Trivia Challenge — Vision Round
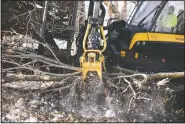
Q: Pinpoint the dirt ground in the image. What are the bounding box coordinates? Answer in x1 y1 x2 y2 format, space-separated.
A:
1 75 184 122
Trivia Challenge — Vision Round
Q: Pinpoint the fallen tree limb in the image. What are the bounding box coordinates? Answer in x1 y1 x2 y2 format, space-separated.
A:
3 50 81 71
112 66 138 74
2 76 78 99
21 77 81 97
2 71 184 84
2 72 81 84
113 66 184 80
148 72 184 80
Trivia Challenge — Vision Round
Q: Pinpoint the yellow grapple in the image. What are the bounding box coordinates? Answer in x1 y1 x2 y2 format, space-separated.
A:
80 23 107 81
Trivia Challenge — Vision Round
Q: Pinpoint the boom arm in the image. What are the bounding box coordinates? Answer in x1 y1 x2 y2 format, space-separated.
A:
80 1 107 81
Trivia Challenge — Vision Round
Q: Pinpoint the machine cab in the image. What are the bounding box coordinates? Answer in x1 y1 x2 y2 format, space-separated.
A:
129 0 184 34
111 0 184 51
107 0 184 72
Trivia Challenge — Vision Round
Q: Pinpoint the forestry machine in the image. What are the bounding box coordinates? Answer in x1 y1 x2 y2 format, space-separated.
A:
75 0 184 81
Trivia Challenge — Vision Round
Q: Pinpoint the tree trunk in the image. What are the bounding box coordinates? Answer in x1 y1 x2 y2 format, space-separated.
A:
40 1 49 38
38 1 49 54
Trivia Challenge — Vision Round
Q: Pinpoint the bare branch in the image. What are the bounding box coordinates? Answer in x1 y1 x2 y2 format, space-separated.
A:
2 72 81 84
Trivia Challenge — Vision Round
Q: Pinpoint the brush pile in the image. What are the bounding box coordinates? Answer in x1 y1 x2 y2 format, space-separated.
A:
2 34 184 122
1 0 184 123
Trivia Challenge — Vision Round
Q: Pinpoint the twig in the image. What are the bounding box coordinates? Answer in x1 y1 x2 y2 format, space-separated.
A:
3 52 81 71
122 85 130 93
2 31 61 64
17 77 76 97
123 78 136 98
127 95 134 113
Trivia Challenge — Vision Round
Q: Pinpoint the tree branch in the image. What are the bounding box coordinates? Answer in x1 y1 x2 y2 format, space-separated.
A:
2 72 81 84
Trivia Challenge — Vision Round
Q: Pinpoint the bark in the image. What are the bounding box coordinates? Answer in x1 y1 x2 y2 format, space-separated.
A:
40 1 49 38
113 66 184 80
2 72 81 84
148 72 184 80
113 66 139 74
38 1 49 54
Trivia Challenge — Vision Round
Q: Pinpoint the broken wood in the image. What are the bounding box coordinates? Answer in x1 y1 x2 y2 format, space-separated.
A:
2 72 81 84
113 66 184 80
148 72 184 80
113 66 139 74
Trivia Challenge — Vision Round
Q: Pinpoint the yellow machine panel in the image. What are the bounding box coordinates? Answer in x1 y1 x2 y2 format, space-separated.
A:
129 33 184 50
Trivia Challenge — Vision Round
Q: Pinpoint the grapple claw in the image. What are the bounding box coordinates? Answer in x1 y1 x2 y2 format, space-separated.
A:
80 50 104 81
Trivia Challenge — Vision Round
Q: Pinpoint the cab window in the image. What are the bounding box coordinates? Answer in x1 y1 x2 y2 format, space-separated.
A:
154 1 184 33
130 1 162 29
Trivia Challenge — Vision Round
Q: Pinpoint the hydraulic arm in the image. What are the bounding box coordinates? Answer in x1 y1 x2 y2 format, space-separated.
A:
80 1 107 81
